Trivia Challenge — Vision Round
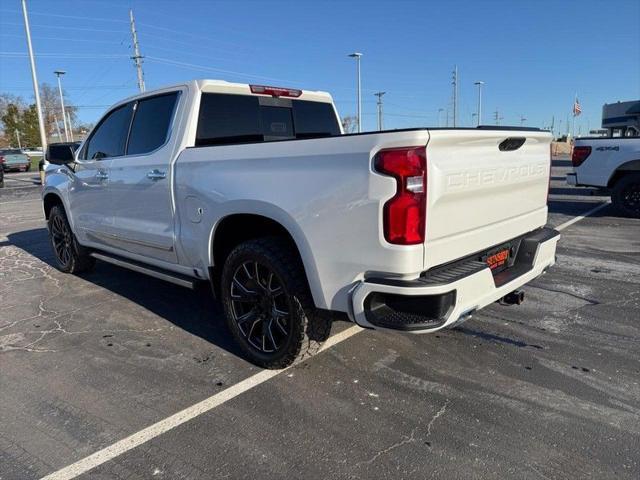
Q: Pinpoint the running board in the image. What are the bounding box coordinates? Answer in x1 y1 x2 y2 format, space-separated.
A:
90 252 197 289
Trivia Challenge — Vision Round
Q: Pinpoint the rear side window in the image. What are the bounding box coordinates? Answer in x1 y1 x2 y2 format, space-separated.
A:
196 94 261 146
84 103 134 160
195 93 340 147
127 92 179 156
292 101 341 138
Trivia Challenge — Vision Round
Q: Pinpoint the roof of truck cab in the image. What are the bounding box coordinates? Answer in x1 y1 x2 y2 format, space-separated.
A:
194 79 334 103
111 79 334 106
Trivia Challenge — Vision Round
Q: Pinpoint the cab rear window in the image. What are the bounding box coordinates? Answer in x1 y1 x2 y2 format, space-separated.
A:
195 93 340 147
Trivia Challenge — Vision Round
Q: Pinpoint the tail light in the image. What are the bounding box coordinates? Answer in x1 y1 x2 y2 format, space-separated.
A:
571 146 591 167
374 146 427 245
250 85 302 98
0 156 4 164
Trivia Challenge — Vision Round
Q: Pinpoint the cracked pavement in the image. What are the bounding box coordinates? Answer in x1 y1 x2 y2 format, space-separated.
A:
1 162 639 479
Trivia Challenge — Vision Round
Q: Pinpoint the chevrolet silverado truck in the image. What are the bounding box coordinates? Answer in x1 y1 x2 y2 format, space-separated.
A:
567 137 640 217
42 79 559 368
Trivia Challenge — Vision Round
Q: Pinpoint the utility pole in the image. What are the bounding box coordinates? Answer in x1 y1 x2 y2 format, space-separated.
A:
438 108 444 127
520 115 527 126
493 108 503 125
21 0 47 156
54 70 69 141
53 114 62 140
550 115 555 136
67 110 74 141
374 91 385 131
129 9 145 93
474 81 484 126
451 65 458 127
348 52 363 132
472 113 477 125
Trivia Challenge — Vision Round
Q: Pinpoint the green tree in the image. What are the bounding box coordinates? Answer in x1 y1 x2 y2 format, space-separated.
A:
1 103 23 147
20 104 41 146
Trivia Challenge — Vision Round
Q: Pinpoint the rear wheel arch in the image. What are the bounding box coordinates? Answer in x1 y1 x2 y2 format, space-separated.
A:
607 159 640 188
209 213 319 304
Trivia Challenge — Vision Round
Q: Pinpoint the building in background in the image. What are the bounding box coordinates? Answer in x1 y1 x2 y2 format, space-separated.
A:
602 100 640 137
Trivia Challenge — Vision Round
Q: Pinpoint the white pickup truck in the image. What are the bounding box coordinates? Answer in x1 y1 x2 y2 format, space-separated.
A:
43 79 559 368
567 137 640 217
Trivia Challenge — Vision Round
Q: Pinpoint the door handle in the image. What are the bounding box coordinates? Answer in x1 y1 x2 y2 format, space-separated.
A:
146 169 166 180
96 170 109 180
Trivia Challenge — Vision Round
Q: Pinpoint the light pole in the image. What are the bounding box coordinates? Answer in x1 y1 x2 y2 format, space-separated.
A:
20 0 47 155
348 52 363 132
438 108 444 127
54 70 69 141
474 81 484 126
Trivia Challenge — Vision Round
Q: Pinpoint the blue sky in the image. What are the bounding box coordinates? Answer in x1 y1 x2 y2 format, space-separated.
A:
1 0 638 133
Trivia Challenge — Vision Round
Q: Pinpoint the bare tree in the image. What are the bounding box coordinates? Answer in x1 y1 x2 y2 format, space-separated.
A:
39 82 77 141
341 115 358 134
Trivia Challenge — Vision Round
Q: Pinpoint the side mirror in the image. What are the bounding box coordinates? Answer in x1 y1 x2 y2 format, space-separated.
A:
46 144 76 165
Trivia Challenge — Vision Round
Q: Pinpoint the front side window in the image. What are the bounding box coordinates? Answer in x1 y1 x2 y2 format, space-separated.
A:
84 103 134 160
127 92 179 156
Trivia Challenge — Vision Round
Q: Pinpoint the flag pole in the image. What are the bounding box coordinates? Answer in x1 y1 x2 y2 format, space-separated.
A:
572 93 577 139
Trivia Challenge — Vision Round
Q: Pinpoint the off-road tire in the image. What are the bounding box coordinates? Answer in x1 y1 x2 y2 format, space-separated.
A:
220 237 332 369
48 205 95 273
612 173 640 218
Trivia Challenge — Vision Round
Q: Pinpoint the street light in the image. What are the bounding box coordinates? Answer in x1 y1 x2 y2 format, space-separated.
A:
348 52 363 133
54 70 69 141
474 81 484 126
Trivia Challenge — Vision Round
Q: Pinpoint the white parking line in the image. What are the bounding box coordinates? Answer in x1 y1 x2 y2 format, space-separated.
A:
40 325 363 480
555 201 610 231
0 198 42 205
39 200 612 480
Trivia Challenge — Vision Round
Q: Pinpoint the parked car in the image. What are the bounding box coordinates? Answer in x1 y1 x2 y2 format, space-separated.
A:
42 79 559 368
0 164 4 188
0 148 31 172
567 137 640 217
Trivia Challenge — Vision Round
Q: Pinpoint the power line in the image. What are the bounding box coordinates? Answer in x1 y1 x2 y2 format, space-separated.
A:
0 9 129 23
0 32 127 45
137 21 252 51
145 56 300 84
0 21 127 34
0 52 129 58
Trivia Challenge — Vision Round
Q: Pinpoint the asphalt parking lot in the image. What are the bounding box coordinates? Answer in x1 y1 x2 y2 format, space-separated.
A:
1 159 639 480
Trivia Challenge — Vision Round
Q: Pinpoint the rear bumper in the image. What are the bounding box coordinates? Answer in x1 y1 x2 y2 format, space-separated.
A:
351 227 560 333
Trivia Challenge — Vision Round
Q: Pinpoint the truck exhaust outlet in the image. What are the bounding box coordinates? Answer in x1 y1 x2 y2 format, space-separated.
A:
499 290 525 306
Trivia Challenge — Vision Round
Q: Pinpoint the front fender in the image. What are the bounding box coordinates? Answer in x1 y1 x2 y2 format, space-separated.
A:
42 165 73 227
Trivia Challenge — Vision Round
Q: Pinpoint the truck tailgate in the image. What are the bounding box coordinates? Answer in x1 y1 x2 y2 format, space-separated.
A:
424 129 552 269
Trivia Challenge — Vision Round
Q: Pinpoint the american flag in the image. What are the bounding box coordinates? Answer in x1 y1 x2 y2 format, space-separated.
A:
573 97 582 116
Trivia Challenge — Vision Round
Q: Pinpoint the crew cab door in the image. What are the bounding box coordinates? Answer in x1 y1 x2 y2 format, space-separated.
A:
107 91 180 263
71 102 134 247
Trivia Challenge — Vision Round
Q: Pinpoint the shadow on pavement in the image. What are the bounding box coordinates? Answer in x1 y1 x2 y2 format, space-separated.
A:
552 159 572 168
3 227 243 360
454 326 544 350
549 186 604 196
